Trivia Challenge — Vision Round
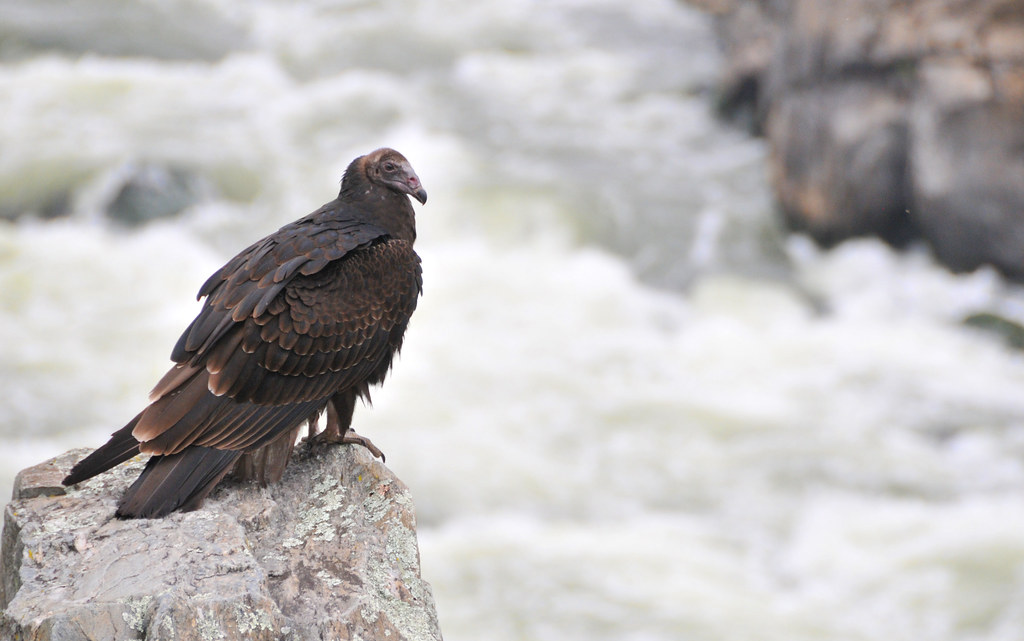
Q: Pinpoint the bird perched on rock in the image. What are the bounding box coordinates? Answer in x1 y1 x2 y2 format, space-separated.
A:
63 148 427 519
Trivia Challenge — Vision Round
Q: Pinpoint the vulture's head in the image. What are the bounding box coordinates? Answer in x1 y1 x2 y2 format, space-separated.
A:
364 148 427 205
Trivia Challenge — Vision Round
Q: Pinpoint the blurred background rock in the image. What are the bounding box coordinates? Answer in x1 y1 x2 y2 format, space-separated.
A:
695 0 1024 278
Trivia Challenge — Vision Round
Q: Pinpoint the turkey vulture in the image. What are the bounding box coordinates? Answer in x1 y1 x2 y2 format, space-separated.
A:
63 148 427 518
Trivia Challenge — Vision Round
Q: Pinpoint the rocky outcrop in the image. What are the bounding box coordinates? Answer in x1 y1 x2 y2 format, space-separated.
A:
0 445 443 641
689 0 1024 279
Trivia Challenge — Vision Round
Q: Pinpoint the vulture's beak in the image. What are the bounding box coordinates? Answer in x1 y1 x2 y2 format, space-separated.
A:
405 172 427 205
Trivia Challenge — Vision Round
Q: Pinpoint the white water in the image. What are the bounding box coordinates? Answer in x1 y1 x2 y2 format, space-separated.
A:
3 1 1024 640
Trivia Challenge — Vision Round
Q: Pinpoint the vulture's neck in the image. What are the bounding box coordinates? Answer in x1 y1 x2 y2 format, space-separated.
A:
339 171 417 244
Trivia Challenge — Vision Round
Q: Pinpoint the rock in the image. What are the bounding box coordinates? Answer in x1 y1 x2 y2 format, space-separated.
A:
768 80 915 248
688 0 1024 279
105 162 212 227
694 0 785 134
0 161 212 224
9 456 69 501
963 312 1024 351
0 445 443 641
910 60 1024 279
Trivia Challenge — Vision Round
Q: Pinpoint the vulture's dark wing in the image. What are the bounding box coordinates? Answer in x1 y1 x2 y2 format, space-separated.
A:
170 213 389 373
132 228 422 456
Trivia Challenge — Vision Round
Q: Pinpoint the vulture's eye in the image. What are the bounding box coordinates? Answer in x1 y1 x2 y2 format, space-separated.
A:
382 161 397 172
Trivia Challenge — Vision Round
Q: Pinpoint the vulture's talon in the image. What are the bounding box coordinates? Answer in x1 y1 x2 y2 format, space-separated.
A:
307 427 385 461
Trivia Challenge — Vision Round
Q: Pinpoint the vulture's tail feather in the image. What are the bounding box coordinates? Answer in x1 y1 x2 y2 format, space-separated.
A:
63 415 143 486
115 447 242 519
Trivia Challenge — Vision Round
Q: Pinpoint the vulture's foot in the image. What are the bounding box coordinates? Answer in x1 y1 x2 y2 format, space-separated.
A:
306 427 385 462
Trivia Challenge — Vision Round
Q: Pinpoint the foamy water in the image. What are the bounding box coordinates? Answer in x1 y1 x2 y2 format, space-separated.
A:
3 1 1024 640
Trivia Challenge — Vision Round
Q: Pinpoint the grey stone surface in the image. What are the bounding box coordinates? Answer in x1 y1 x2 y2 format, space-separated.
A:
910 60 1024 279
1 445 443 641
105 163 212 227
689 0 1024 277
767 80 913 247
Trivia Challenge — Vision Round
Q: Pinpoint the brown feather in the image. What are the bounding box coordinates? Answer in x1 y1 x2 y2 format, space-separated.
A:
273 255 308 283
253 282 288 317
149 363 203 401
140 392 223 455
132 372 211 442
204 327 245 375
189 312 236 357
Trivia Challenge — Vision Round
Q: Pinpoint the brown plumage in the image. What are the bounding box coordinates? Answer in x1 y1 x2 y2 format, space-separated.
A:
63 148 427 518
